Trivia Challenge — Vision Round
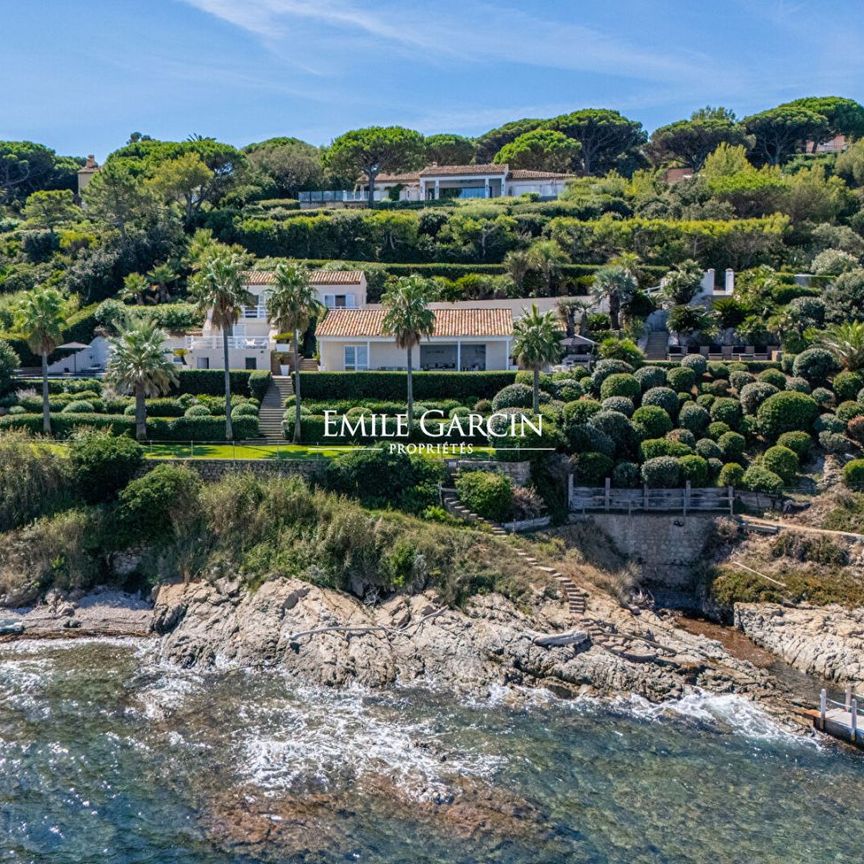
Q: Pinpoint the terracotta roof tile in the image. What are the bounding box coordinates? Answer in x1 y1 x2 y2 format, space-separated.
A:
316 307 513 339
418 163 509 177
508 169 573 180
242 269 365 286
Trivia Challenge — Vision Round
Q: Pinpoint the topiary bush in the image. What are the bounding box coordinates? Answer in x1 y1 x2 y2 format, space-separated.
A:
588 410 634 455
634 366 667 392
602 396 635 417
639 438 691 460
568 423 615 456
678 454 709 486
777 431 812 459
231 403 259 419
571 451 614 485
612 460 640 488
696 394 715 408
843 459 864 489
69 430 143 504
185 404 211 417
718 431 746 461
762 445 798 484
738 381 780 414
641 387 678 416
666 428 696 448
710 397 741 428
667 366 696 393
631 405 673 440
600 373 640 401
590 359 633 393
641 456 681 488
758 368 786 389
62 400 96 414
455 470 513 522
792 347 838 386
785 376 811 393
706 379 730 396
818 430 848 454
742 465 784 495
707 360 729 380
832 370 864 402
811 387 835 409
678 402 710 436
707 457 724 480
814 413 846 434
757 391 819 439
694 438 723 460
707 421 731 440
491 383 537 411
836 400 864 423
718 462 745 488
681 354 708 376
847 416 864 446
563 398 602 425
729 371 755 392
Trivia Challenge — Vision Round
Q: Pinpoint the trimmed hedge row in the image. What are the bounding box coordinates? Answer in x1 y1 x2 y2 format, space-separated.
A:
299 371 516 401
168 369 271 401
283 414 488 446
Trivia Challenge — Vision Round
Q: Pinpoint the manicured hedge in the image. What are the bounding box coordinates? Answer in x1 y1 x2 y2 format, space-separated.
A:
299 371 516 401
168 369 271 400
283 413 487 445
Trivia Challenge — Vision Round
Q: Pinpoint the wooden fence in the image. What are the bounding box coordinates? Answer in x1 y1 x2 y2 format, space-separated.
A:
569 478 734 515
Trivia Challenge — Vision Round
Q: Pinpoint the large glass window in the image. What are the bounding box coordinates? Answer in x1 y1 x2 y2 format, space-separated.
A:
344 345 369 370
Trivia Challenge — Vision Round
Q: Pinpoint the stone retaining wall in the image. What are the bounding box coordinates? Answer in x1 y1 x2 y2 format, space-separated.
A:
450 459 532 485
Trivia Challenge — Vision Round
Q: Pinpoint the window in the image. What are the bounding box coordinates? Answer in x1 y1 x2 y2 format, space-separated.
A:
196 357 209 369
245 357 257 370
344 345 368 371
324 294 357 308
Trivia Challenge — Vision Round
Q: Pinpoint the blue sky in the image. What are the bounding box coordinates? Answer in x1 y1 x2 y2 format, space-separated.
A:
2 0 862 158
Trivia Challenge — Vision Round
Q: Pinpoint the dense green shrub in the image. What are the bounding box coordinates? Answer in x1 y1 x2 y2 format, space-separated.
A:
666 428 696 448
696 393 714 408
590 359 633 393
69 431 143 503
777 431 812 459
678 454 709 486
640 438 691 460
632 405 673 440
492 383 536 411
709 398 741 428
588 410 634 455
758 368 786 389
717 462 745 488
811 387 835 409
695 438 723 460
300 371 516 402
231 402 259 419
0 412 136 438
171 369 265 398
814 413 846 434
568 423 615 456
742 465 784 495
847 416 864 445
681 354 708 376
633 366 667 391
117 464 202 543
667 366 696 392
818 430 849 453
729 371 755 391
563 398 602 425
706 379 730 396
571 451 614 485
678 402 710 435
641 386 678 415
600 373 640 401
762 445 798 484
843 459 864 489
0 340 19 395
832 371 864 402
792 348 838 386
718 430 746 461
62 400 96 414
707 421 731 439
612 461 640 488
601 396 634 416
707 457 724 480
836 400 864 423
757 391 819 438
641 456 681 488
184 404 212 417
455 470 513 522
785 377 811 393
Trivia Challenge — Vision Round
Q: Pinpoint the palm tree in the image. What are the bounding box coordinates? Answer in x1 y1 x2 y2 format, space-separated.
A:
503 249 533 293
591 265 638 331
382 275 436 425
106 319 178 441
14 286 66 434
527 240 569 295
190 247 253 441
148 262 178 303
266 261 324 443
120 273 149 306
819 322 864 371
511 304 563 414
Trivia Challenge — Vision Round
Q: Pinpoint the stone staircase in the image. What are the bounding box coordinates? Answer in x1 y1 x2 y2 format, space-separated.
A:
258 376 294 442
441 488 507 536
644 329 669 361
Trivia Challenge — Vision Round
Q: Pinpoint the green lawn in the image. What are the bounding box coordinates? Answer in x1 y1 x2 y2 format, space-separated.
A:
143 442 497 460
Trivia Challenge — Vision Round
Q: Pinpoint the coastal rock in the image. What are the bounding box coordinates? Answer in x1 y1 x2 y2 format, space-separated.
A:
735 603 864 687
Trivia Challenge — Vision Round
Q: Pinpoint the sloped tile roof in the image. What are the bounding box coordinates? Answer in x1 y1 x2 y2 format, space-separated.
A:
418 163 509 177
316 307 513 339
242 269 365 286
508 169 573 180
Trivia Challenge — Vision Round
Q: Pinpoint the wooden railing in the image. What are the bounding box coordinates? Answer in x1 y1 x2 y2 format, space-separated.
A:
819 686 862 744
569 478 734 515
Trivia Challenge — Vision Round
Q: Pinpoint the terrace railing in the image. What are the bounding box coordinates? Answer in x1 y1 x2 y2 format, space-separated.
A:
569 478 734 515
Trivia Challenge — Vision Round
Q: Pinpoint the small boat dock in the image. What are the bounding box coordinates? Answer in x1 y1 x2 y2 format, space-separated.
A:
805 687 863 749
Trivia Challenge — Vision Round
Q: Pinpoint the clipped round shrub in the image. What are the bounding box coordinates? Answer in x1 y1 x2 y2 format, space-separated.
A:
792 347 838 385
707 421 731 440
455 470 513 522
832 371 864 402
667 366 696 393
843 459 864 489
706 379 730 396
819 431 848 454
474 399 492 413
666 428 696 448
729 371 756 391
681 354 708 376
631 405 673 440
7 405 25 415
836 400 864 423
589 410 635 455
569 366 591 381
184 404 211 417
707 457 724 480
678 402 710 436
612 461 640 488
785 377 811 394
177 393 196 409
707 361 729 380
757 391 819 439
563 398 602 425
710 397 741 428
641 456 681 488
568 423 615 457
811 387 836 410
123 403 137 416
555 381 584 402
118 464 202 542
492 383 535 411
449 406 470 419
678 454 709 486
758 368 786 389
847 416 864 445
763 445 798 484
814 413 845 434
231 402 258 418
777 431 812 459
600 373 640 401
571 451 614 485
739 382 778 415
696 393 715 408
740 415 760 439
718 431 746 461
62 400 95 414
642 387 678 416
718 463 745 488
602 396 635 417
634 366 667 391
695 438 723 460
69 430 143 503
678 392 693 406
590 359 633 393
640 438 691 460
742 465 784 495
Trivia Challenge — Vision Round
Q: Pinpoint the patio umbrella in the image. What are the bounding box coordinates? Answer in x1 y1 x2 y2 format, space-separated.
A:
56 341 90 374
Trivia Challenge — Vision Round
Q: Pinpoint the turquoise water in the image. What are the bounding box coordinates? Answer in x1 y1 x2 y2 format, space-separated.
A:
0 638 861 863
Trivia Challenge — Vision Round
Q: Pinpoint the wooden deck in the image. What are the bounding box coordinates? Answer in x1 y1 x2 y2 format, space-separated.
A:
808 688 863 749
